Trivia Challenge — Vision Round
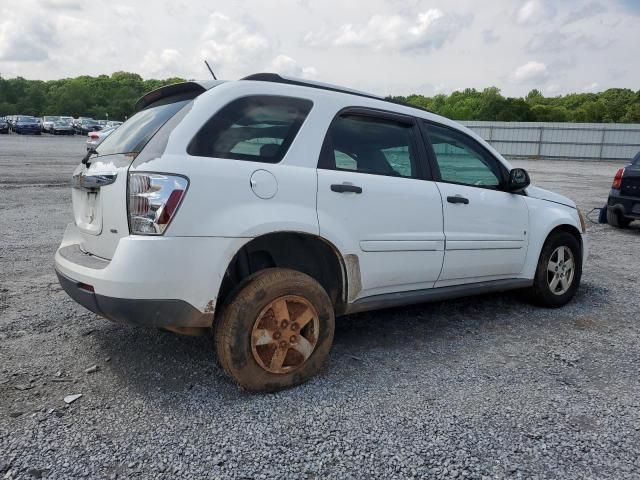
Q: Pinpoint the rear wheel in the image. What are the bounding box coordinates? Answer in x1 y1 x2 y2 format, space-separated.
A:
530 231 582 307
215 268 335 392
607 208 632 228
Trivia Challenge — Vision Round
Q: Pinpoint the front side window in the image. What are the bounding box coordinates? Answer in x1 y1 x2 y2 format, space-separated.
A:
320 114 418 178
188 95 313 163
424 123 503 188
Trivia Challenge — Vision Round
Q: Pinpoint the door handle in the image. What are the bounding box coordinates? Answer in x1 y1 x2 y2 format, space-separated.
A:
331 184 363 194
447 195 469 204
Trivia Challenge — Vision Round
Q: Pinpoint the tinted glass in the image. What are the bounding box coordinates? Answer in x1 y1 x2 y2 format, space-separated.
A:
97 97 191 156
633 151 640 165
425 123 502 187
322 115 418 178
188 95 313 163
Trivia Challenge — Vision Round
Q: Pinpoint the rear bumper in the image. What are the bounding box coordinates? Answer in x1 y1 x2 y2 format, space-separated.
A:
55 269 210 328
608 191 640 219
54 223 246 328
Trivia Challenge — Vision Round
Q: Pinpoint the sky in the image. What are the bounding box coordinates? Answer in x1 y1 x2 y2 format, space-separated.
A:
0 0 638 97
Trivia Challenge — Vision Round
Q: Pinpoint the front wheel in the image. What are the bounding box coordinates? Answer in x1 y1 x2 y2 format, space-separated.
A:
215 268 335 392
529 231 582 307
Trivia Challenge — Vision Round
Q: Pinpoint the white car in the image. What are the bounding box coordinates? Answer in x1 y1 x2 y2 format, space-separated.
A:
41 115 60 133
55 74 587 391
86 126 117 151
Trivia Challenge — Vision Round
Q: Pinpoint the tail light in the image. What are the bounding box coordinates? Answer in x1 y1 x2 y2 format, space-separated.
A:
612 168 624 189
128 172 188 235
89 133 99 139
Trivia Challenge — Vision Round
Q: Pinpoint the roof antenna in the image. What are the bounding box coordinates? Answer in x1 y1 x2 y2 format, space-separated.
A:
204 60 217 80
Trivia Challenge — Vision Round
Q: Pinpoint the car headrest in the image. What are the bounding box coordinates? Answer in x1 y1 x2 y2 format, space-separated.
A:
260 143 280 158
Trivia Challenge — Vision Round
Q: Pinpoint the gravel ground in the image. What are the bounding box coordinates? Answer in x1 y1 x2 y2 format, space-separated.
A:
1 134 639 479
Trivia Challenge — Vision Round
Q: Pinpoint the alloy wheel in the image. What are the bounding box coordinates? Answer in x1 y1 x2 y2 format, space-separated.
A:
251 295 319 374
547 246 575 296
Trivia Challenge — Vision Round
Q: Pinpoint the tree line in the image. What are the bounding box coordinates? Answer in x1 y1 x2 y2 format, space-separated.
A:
392 87 640 123
0 72 186 121
1 72 639 123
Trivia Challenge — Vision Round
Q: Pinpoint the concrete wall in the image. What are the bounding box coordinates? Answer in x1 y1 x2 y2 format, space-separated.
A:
458 121 640 161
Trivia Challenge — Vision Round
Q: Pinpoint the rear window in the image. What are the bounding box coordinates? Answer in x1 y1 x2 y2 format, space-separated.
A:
97 94 195 156
187 95 313 163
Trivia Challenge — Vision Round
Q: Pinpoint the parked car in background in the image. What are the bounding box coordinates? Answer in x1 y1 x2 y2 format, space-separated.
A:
106 121 123 128
59 116 74 125
86 126 116 150
51 120 75 135
72 117 91 131
42 116 61 133
55 74 588 392
14 115 41 135
75 119 102 134
607 151 640 228
0 117 9 134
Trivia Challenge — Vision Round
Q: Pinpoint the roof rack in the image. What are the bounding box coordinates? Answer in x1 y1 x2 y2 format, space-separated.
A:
241 73 431 114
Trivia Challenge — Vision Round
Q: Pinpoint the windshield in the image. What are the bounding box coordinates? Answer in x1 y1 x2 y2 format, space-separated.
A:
97 97 191 156
18 116 36 122
633 151 640 165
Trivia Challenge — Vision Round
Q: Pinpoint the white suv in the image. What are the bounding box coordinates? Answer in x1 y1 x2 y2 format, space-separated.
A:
55 74 587 391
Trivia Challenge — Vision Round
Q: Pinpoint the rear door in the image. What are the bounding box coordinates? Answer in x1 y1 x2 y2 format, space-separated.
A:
316 109 445 300
420 121 529 285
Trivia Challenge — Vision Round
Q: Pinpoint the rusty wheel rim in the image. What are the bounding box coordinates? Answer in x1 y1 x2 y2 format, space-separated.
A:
251 295 319 374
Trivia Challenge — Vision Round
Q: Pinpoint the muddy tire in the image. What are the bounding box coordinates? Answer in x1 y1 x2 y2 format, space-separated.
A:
529 231 582 308
214 268 335 392
607 208 632 228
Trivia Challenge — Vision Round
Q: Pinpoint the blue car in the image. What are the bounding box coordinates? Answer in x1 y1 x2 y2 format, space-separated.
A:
14 115 41 135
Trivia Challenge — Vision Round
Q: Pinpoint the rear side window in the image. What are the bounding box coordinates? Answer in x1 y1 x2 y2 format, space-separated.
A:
97 94 196 156
187 95 313 163
320 114 419 178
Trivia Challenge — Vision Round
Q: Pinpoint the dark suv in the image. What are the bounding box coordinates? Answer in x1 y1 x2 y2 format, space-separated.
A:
607 151 640 228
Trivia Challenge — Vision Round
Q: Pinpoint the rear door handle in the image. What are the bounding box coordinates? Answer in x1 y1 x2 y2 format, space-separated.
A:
331 184 363 194
447 195 469 204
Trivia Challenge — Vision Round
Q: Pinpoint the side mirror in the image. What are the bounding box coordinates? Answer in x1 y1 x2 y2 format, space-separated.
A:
507 168 530 192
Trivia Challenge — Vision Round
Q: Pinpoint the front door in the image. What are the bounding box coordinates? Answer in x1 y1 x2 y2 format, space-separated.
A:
420 122 529 285
316 110 445 300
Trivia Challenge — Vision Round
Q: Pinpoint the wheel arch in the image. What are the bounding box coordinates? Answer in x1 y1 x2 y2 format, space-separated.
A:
215 231 349 316
521 204 584 280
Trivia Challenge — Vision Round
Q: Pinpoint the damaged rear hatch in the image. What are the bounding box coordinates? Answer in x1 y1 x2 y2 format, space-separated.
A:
70 81 221 260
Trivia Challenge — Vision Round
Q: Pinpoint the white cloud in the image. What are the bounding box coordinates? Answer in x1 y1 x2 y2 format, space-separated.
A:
0 10 57 61
141 49 182 77
527 31 612 53
581 82 600 92
40 0 83 10
482 29 500 44
564 2 607 25
199 12 271 77
304 9 471 53
511 61 549 84
268 55 317 79
516 0 556 25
